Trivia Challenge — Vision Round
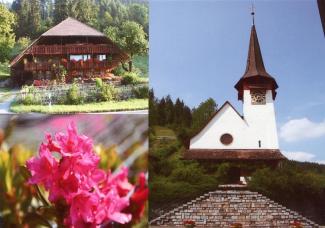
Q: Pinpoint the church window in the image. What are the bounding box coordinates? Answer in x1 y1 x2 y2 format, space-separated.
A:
220 133 233 145
251 89 266 105
258 140 261 148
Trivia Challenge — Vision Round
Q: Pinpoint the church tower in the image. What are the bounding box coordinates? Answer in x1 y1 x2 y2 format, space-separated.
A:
234 24 279 149
185 9 285 170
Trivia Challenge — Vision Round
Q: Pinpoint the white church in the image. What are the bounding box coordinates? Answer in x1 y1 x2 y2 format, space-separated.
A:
184 23 286 177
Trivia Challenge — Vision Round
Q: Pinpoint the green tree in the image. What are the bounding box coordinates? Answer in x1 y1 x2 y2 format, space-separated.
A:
105 21 148 72
68 0 98 27
29 0 41 36
13 0 41 38
0 4 16 62
191 98 217 134
53 0 69 24
10 37 31 59
40 0 53 20
127 3 148 34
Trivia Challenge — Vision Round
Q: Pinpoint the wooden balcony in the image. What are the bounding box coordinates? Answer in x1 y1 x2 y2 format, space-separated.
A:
25 44 115 55
24 60 117 71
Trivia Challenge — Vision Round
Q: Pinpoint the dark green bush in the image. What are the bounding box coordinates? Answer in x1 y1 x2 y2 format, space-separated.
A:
121 72 142 85
66 83 83 104
21 93 41 105
133 85 149 98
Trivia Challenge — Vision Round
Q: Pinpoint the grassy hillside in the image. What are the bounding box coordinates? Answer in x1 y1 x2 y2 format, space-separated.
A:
0 62 10 79
133 54 148 78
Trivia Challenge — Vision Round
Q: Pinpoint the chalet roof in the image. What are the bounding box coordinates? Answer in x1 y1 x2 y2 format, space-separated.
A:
41 17 105 37
235 25 278 91
184 149 286 161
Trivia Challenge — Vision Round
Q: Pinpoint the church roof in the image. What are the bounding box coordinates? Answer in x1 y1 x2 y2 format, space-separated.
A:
41 17 105 37
235 25 278 92
184 149 286 161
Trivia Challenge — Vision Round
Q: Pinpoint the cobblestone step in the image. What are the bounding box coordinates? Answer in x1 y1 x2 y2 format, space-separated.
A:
150 189 319 227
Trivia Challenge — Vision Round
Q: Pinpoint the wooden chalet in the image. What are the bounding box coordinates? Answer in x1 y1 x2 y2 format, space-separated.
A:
10 17 128 86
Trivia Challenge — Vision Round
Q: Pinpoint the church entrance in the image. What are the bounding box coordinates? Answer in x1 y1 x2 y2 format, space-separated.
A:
228 167 241 183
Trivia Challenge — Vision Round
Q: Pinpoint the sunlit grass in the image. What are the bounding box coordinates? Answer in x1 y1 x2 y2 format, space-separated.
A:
10 98 148 113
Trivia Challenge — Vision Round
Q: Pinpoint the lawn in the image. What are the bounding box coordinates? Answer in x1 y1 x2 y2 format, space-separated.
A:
153 126 177 138
10 98 148 114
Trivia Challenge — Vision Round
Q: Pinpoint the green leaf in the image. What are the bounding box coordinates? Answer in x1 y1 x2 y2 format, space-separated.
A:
19 165 31 180
23 212 52 228
19 165 50 206
37 206 57 220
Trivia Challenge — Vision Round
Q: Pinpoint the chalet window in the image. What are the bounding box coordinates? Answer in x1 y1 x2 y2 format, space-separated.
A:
220 133 233 145
70 54 91 61
98 54 106 61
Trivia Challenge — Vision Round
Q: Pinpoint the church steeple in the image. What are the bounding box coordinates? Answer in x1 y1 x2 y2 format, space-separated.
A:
242 25 272 79
235 12 278 101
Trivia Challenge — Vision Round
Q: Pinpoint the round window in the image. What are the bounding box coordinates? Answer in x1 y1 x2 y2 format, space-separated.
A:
220 133 233 145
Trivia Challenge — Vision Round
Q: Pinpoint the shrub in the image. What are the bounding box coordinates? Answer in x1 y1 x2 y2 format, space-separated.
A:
66 83 83 104
95 78 103 88
121 72 142 85
20 85 41 105
111 64 124 76
99 83 117 101
133 85 149 98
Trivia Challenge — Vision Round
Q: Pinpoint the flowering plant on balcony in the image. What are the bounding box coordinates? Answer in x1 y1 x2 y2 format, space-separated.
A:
183 219 195 227
290 220 303 228
60 58 68 67
24 122 148 227
33 80 41 87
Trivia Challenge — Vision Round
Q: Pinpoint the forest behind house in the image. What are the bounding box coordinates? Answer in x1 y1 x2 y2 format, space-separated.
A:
0 0 148 79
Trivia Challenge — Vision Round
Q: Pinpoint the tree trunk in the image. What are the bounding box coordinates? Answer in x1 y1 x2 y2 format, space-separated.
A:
128 60 133 72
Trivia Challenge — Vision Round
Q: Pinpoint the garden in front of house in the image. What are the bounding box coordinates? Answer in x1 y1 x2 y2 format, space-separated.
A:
9 68 149 113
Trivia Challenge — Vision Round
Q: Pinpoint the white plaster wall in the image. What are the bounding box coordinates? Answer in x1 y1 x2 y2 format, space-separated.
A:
190 104 250 149
190 91 279 150
243 89 279 149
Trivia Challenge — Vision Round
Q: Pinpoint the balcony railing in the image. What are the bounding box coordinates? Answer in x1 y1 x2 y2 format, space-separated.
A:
25 44 116 55
24 60 117 71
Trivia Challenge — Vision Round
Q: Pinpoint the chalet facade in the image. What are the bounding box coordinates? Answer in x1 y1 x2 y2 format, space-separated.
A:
184 23 286 180
10 17 128 86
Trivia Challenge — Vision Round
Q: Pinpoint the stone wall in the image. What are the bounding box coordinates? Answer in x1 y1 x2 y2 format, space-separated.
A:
150 189 319 227
15 83 148 105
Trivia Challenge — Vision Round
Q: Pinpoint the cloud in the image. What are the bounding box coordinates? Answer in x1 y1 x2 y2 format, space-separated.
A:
283 151 315 162
279 118 325 142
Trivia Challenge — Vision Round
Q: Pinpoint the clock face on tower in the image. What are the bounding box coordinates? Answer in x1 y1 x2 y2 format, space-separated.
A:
251 89 266 105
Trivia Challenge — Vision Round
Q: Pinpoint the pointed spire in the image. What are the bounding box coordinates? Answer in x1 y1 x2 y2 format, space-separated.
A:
242 24 272 78
234 13 278 101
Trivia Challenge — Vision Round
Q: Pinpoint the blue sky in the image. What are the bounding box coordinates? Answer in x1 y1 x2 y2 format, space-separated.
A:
150 0 325 163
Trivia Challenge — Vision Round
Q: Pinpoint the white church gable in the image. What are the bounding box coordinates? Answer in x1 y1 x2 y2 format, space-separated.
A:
190 102 249 149
190 99 279 150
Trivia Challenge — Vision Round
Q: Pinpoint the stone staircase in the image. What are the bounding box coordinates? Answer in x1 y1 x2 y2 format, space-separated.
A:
149 189 319 227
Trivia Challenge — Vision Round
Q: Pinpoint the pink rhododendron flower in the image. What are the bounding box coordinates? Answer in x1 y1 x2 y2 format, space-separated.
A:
26 122 133 227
